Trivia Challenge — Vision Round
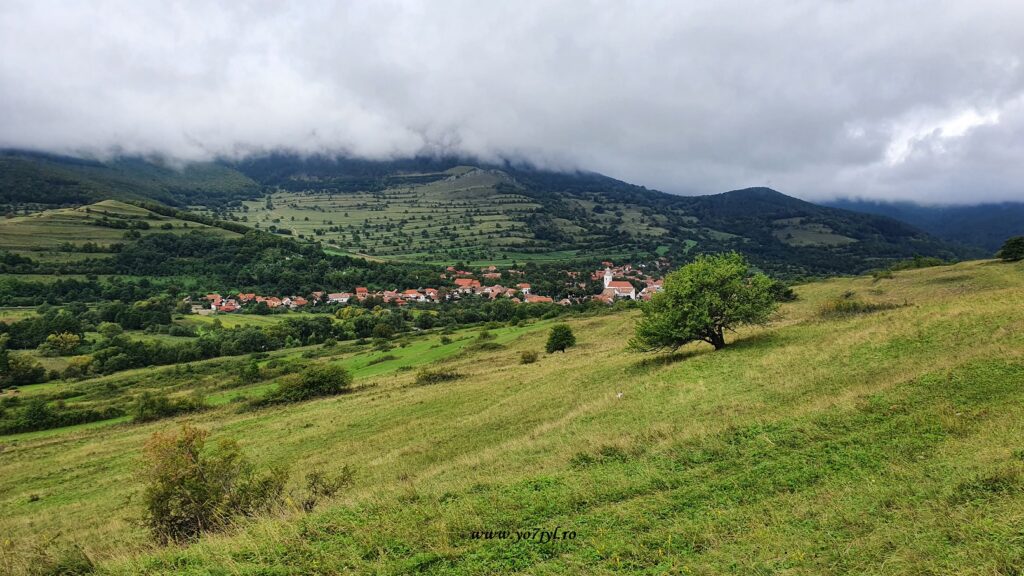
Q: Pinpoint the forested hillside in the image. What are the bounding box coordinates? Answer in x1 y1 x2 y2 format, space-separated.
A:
827 198 1024 253
226 155 976 275
0 150 260 208
0 151 981 277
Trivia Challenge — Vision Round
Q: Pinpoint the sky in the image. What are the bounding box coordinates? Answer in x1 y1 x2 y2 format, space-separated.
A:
1 1 1023 205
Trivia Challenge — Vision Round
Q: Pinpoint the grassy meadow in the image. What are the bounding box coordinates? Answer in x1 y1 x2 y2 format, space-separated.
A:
227 167 677 265
0 200 239 265
1 259 1023 574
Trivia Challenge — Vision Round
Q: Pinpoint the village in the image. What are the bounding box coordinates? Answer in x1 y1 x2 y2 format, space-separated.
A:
193 262 665 314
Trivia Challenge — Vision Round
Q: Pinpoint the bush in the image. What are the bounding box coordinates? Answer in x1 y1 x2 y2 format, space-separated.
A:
132 391 207 423
24 544 95 576
818 294 900 318
299 466 355 512
366 354 398 366
520 350 538 364
62 356 94 380
167 324 197 337
890 256 947 271
997 236 1024 262
38 332 82 357
236 361 261 385
1 353 46 386
97 322 123 339
414 368 462 386
546 324 576 353
439 335 453 345
139 424 288 544
261 364 352 405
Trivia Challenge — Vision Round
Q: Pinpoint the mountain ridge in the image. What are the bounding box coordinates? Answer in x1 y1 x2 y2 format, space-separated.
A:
826 197 1024 253
0 151 980 277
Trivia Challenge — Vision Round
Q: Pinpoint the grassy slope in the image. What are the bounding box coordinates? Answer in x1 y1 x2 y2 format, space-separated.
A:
0 199 240 264
1 260 1023 574
234 168 584 264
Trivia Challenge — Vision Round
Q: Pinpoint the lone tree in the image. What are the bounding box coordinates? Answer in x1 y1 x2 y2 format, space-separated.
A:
546 324 576 353
630 252 777 351
997 236 1024 262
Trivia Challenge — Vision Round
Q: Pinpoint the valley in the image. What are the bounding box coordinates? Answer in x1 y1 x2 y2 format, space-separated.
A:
1 259 1022 574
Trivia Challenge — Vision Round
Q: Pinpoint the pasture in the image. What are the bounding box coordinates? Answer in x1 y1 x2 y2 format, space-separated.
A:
1 259 1023 574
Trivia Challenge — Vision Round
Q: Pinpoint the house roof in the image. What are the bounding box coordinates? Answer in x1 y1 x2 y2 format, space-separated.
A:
607 281 635 290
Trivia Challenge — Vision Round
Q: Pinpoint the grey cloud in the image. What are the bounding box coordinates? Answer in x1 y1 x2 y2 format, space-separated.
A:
1 0 1023 204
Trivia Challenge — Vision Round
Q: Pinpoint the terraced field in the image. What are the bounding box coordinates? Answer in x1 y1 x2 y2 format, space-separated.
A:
229 167 670 265
0 200 240 265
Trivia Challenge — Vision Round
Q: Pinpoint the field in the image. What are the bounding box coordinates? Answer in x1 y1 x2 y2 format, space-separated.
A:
1 259 1024 574
0 200 240 265
226 167 681 265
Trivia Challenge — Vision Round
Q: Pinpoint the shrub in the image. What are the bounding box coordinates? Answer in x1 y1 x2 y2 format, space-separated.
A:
132 391 207 423
871 269 895 281
818 295 900 318
299 466 355 512
546 324 576 353
62 356 94 380
1 353 46 386
520 350 538 364
167 324 197 337
25 544 95 576
38 332 82 357
139 424 288 544
414 368 462 386
890 256 947 271
439 335 453 345
367 354 398 366
236 361 261 385
997 236 1024 262
97 322 123 339
262 364 353 405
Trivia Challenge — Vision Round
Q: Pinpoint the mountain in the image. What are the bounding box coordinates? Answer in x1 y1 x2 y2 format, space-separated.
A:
226 155 974 276
0 150 259 207
0 151 976 277
826 198 1024 254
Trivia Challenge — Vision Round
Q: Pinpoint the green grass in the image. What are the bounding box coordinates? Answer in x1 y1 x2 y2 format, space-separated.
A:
220 167 691 264
1 259 1023 574
0 200 240 264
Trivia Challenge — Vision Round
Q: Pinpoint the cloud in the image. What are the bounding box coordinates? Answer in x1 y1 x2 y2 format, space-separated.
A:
1 0 1023 204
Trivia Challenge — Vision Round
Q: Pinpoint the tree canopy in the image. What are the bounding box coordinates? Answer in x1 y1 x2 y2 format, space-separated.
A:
630 252 777 351
997 236 1024 262
546 324 576 353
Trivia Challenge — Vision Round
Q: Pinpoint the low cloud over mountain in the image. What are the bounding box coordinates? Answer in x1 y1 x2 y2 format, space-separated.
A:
2 1 1023 204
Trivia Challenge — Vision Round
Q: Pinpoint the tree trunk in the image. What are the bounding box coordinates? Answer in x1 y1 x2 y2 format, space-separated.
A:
708 329 726 350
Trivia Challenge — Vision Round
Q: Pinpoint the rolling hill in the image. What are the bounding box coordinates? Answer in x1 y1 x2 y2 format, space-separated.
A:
1 151 981 277
225 155 977 275
827 198 1024 253
2 258 1022 574
0 199 242 267
0 150 259 208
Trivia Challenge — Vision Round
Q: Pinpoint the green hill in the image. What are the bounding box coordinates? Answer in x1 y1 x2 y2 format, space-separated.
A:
827 198 1024 253
2 259 1022 574
226 155 977 276
0 199 242 267
0 151 259 208
0 151 982 276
